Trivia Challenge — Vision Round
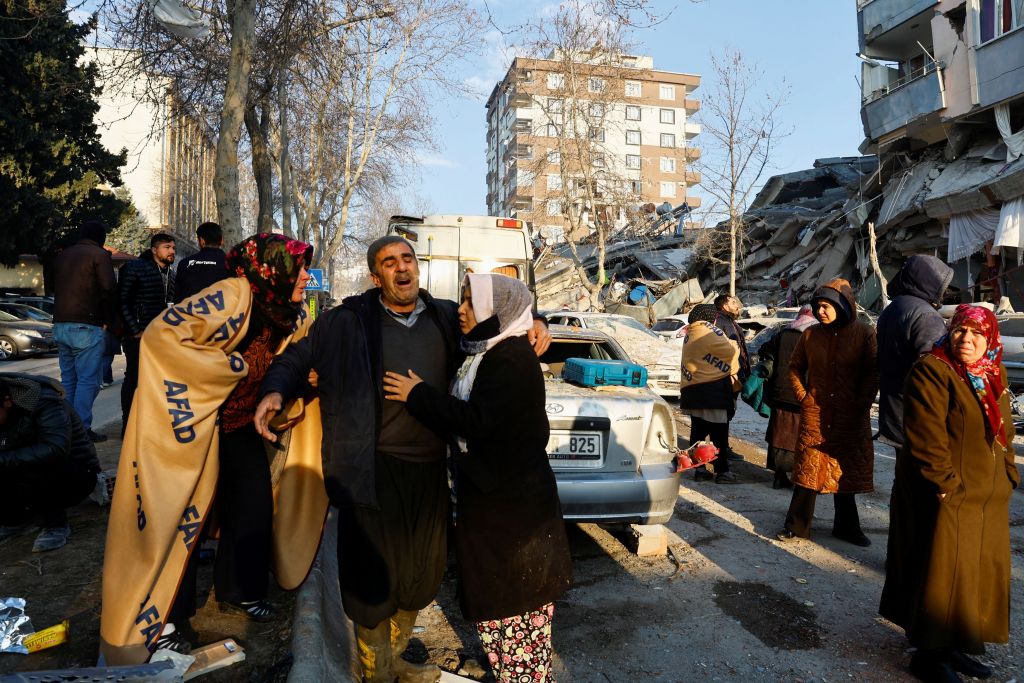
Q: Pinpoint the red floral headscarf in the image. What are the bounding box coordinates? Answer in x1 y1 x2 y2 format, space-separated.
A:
226 233 313 332
928 304 1007 446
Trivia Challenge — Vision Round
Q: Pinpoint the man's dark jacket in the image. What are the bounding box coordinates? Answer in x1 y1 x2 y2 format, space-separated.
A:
260 288 460 508
52 238 115 327
0 373 99 473
715 312 750 379
877 254 954 446
174 247 228 302
118 252 176 336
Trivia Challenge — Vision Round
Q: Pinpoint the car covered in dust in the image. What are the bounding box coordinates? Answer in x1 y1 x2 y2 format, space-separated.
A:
540 325 681 525
543 311 682 398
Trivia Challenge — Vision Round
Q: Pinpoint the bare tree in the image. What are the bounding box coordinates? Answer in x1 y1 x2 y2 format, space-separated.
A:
697 49 788 295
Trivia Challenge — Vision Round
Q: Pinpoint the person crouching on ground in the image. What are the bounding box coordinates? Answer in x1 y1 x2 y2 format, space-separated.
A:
880 304 1018 683
0 374 100 552
100 234 326 664
776 279 878 546
384 273 572 683
678 303 741 484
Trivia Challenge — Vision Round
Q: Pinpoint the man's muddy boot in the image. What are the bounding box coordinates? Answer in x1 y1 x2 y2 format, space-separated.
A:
391 609 440 683
356 620 394 683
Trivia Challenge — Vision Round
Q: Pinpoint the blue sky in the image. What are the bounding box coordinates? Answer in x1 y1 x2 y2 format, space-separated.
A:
413 0 866 215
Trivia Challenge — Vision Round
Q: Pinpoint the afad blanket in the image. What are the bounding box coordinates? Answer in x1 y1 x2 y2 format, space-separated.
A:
99 277 327 665
680 320 740 390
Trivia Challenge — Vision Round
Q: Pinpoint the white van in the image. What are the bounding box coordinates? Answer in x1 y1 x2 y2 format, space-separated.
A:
387 214 534 303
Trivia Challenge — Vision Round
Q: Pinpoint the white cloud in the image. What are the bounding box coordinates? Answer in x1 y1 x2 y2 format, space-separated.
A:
461 29 516 104
415 152 459 168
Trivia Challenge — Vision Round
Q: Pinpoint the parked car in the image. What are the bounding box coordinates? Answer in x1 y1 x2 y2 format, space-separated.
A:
0 310 56 359
540 325 681 525
1 295 55 315
998 315 1024 390
543 311 682 398
652 314 688 348
0 302 53 323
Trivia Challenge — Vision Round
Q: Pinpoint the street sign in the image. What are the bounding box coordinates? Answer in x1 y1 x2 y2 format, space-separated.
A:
306 268 325 291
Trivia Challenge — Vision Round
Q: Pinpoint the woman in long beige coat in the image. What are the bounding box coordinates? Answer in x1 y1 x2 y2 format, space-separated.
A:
776 278 878 546
880 304 1019 682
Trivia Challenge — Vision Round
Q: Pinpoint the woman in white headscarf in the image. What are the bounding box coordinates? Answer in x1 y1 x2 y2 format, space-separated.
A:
385 273 572 683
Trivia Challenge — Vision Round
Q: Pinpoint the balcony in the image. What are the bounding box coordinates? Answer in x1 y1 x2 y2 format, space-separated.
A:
861 62 945 140
682 147 701 161
683 98 700 113
684 170 701 185
683 122 701 139
857 0 938 58
975 27 1024 109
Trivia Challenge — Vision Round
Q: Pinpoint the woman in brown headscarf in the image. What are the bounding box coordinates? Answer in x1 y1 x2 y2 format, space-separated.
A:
776 279 878 546
880 304 1018 683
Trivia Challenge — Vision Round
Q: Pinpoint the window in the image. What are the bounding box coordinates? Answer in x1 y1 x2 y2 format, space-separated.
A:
588 127 605 142
547 150 560 164
625 105 641 121
547 73 564 89
659 108 676 124
516 144 533 159
625 154 641 169
660 157 676 173
659 181 676 198
547 97 563 113
588 77 606 93
659 84 676 100
980 0 1024 42
519 69 534 83
660 133 676 148
546 200 562 216
625 130 641 145
589 102 605 118
592 154 605 168
547 123 562 137
547 174 562 190
514 118 532 133
629 179 642 194
625 80 642 97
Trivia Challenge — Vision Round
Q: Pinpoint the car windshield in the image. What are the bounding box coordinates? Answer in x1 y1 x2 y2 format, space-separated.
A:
587 317 660 340
774 310 799 319
3 305 49 321
999 317 1024 337
652 320 683 332
540 338 625 376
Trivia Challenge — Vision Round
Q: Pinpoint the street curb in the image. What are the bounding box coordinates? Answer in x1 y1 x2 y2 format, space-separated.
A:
287 509 358 683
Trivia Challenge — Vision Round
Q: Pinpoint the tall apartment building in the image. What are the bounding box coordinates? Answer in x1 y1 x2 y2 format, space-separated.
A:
485 51 700 244
91 47 215 248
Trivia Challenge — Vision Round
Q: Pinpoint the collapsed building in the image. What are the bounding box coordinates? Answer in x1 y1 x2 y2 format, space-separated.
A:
535 0 1024 317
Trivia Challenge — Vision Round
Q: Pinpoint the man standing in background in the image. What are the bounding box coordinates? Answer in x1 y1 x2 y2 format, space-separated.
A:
175 222 228 302
117 233 176 432
52 220 115 442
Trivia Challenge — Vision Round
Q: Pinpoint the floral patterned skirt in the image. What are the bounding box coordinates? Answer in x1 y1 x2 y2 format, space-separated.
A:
476 602 556 682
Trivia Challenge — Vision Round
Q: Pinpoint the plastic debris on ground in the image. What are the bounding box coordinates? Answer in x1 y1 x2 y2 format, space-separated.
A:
0 598 33 654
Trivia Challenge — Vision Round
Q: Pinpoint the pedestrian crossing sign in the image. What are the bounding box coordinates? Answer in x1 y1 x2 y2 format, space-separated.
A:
306 268 326 291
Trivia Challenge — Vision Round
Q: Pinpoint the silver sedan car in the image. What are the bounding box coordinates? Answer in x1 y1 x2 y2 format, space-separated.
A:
541 325 681 525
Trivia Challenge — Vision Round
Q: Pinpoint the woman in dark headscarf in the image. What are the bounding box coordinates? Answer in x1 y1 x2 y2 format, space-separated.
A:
776 279 877 546
759 305 817 489
384 273 571 683
880 304 1018 683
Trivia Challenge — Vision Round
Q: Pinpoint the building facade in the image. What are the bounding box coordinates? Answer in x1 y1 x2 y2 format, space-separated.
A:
485 52 700 245
91 46 214 250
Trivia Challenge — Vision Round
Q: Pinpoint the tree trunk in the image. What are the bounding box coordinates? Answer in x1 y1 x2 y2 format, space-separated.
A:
729 214 737 296
279 76 293 237
244 99 275 232
214 0 257 247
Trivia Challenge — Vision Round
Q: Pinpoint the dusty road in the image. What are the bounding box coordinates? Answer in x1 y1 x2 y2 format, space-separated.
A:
414 402 1024 682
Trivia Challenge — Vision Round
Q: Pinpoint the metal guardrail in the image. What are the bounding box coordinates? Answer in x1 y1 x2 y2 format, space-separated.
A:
862 61 942 105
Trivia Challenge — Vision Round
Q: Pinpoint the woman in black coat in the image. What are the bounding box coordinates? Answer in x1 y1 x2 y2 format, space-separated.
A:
384 273 572 683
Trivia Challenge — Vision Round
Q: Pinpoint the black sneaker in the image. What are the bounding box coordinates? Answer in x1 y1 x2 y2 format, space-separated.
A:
88 430 108 443
154 628 192 655
693 468 715 482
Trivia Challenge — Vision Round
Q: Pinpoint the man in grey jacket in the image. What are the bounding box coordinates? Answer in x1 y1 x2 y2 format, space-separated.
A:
876 254 954 447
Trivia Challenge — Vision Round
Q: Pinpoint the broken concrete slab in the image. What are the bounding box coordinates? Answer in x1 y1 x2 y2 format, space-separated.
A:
627 524 668 557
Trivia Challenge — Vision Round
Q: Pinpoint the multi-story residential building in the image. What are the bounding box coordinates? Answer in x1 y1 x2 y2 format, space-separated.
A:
485 51 700 245
91 47 214 250
858 0 1024 151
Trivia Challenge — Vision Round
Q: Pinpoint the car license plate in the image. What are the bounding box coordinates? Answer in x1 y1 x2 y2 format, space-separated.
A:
547 431 602 463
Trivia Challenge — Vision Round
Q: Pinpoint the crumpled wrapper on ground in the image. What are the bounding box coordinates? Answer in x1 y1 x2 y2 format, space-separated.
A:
0 597 34 654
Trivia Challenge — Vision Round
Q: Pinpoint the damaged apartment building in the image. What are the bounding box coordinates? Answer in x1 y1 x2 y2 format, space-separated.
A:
700 0 1024 312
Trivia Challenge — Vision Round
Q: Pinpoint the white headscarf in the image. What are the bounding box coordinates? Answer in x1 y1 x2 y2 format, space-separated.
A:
451 273 534 402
